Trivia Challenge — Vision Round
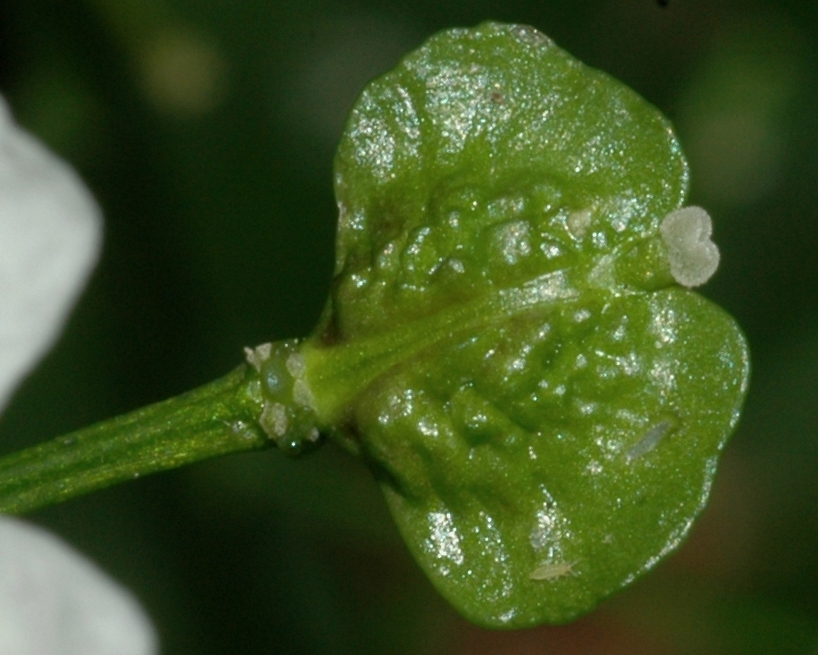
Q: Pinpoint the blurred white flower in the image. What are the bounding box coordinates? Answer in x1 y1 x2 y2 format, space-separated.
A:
0 518 156 655
0 96 100 413
0 95 157 654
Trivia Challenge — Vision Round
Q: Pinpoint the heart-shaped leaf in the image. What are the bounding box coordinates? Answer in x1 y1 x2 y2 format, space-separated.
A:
300 22 749 628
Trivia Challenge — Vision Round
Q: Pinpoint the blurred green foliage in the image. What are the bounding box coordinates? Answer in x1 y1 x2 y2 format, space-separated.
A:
1 0 817 653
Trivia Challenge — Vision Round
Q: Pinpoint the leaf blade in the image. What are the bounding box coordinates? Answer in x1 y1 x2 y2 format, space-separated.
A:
310 21 750 629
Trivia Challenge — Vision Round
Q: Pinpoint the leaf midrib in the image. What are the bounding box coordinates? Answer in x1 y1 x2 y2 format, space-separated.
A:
302 269 587 424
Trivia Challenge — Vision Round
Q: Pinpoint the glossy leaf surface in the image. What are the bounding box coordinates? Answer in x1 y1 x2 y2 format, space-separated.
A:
305 22 750 628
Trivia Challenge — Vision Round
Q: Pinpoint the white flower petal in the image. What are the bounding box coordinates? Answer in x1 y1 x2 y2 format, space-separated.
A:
0 96 157 654
0 95 102 413
0 516 157 655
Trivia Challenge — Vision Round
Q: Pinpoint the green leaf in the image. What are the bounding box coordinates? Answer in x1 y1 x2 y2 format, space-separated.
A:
301 22 749 628
328 22 689 339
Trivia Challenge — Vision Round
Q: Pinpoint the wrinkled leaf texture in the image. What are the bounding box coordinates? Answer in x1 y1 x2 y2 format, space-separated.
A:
319 22 749 628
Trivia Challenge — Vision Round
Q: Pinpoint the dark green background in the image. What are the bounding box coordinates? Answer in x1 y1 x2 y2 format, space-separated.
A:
1 1 816 653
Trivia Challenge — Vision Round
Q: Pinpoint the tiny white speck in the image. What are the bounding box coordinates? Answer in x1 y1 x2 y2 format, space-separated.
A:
530 560 578 581
448 258 465 273
567 209 592 239
540 242 562 259
498 610 516 623
427 511 464 565
616 353 640 376
349 273 368 289
418 418 439 438
612 319 628 342
507 357 526 372
577 401 596 416
494 220 532 265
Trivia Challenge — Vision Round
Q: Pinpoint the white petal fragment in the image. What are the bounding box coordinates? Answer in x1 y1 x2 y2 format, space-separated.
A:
0 96 102 412
659 206 720 288
0 517 157 655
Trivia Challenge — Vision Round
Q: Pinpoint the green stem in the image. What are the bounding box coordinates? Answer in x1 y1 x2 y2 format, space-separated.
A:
0 364 271 514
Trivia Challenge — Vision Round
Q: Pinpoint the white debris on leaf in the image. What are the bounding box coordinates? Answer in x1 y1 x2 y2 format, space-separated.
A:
0 517 157 655
0 96 102 413
260 400 288 438
243 342 272 372
286 352 316 410
530 560 578 581
659 206 720 288
567 209 592 240
626 420 675 461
